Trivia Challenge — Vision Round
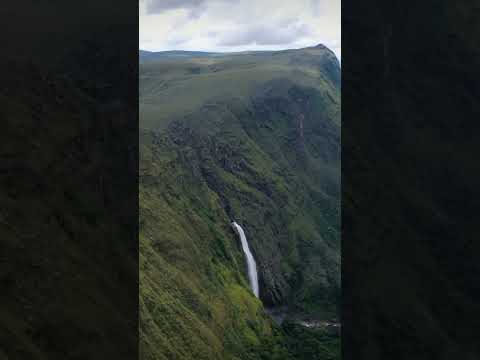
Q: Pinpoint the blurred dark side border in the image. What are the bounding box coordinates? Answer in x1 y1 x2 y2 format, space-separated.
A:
342 0 480 359
0 1 138 359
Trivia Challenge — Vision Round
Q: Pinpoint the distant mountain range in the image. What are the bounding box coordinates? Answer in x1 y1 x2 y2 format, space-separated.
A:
139 44 336 62
139 49 219 61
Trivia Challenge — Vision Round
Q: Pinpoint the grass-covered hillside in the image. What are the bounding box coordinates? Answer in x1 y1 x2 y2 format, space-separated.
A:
140 45 341 360
1 28 138 358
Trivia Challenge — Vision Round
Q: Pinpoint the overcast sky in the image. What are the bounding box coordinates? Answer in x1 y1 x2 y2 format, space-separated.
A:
139 0 341 59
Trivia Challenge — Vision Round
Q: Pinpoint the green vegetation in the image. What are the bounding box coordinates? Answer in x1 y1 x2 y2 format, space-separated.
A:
140 45 339 131
1 54 138 358
140 45 340 359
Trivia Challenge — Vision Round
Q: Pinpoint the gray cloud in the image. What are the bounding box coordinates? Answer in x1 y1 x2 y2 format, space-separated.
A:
207 31 219 38
218 22 312 46
310 0 321 16
145 0 236 17
145 0 205 15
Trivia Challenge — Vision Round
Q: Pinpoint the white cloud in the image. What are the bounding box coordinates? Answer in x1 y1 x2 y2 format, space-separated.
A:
139 0 340 59
217 20 313 46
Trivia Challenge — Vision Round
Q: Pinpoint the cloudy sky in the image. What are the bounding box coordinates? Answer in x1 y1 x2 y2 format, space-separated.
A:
139 0 341 59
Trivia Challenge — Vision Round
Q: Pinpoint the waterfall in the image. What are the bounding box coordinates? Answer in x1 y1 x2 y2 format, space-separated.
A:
232 221 259 298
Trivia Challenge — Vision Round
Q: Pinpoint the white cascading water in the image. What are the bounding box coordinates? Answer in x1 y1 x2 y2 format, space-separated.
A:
232 221 259 298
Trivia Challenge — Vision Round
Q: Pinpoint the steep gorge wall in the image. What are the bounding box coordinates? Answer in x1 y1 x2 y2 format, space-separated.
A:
139 82 340 359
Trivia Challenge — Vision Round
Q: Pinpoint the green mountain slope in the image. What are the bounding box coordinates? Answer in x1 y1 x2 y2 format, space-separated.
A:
140 45 341 360
1 44 138 358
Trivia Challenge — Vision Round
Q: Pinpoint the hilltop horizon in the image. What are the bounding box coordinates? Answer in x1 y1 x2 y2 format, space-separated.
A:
139 43 341 61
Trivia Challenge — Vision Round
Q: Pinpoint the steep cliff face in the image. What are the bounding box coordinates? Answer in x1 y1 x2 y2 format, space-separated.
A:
140 46 340 359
